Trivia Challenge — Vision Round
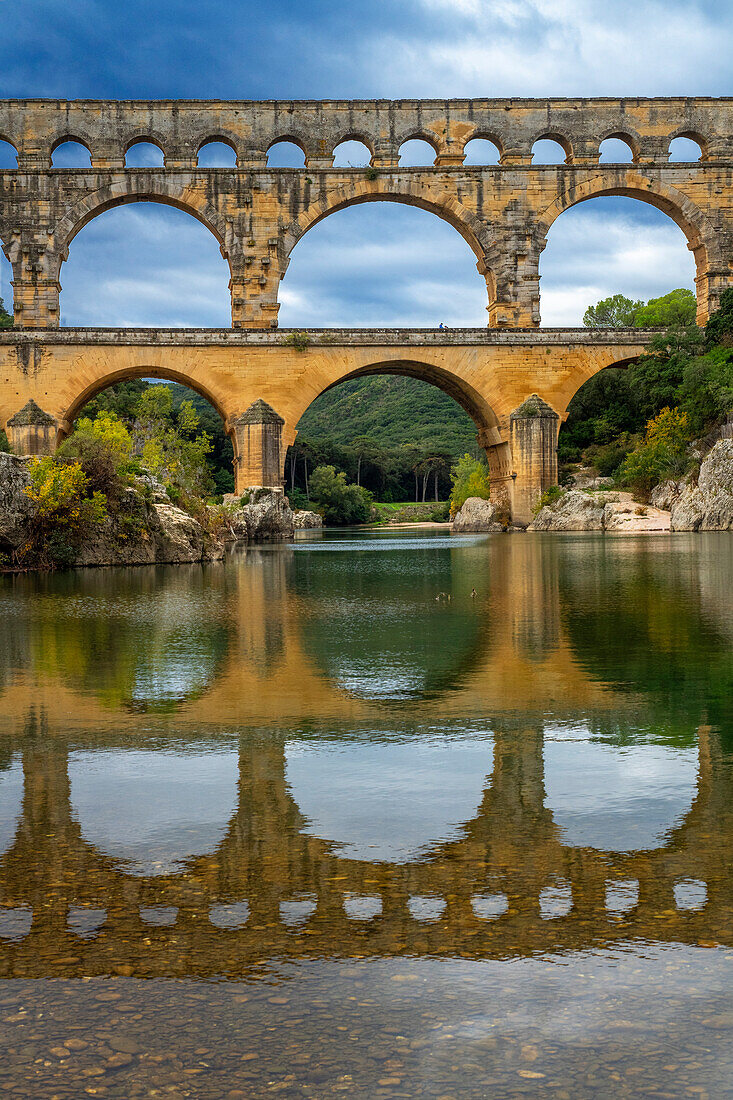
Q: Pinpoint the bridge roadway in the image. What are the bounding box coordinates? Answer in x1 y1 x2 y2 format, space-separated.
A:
0 326 648 522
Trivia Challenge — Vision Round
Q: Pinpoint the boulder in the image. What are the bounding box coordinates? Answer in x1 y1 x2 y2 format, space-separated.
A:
293 509 323 530
529 490 605 531
671 440 733 531
602 501 670 532
452 497 503 532
226 488 294 541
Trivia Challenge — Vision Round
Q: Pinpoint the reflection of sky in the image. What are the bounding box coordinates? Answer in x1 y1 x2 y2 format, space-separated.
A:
285 738 492 862
131 653 219 704
0 756 23 855
69 749 238 875
544 737 698 851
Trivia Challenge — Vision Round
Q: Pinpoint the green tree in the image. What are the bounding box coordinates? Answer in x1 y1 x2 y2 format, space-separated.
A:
583 294 642 328
309 465 373 525
633 288 697 328
449 454 491 516
0 295 12 329
705 287 733 348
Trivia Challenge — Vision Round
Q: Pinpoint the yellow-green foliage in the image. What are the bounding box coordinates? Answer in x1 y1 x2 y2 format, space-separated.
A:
25 458 107 528
449 454 491 517
619 407 692 500
74 410 133 463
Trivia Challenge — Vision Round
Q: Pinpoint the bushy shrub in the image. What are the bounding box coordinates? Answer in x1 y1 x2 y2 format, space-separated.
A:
20 457 108 569
287 487 310 511
309 465 372 525
449 454 491 517
533 484 564 514
619 407 692 500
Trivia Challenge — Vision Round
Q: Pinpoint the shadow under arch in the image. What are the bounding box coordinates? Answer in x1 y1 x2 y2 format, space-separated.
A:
281 185 495 297
537 176 714 323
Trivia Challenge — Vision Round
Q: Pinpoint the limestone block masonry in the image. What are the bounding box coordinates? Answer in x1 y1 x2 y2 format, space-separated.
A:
0 98 731 523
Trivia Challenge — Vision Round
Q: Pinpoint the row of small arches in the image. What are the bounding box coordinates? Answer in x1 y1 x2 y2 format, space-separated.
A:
0 134 707 170
0 879 709 941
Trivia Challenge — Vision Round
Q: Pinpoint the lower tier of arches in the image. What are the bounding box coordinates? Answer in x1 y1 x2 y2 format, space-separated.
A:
0 330 648 524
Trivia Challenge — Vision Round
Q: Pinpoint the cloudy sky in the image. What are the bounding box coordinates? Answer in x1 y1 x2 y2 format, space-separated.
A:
0 0 730 327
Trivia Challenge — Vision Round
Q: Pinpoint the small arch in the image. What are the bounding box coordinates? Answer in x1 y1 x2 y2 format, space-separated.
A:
197 138 238 167
532 134 571 164
599 135 635 163
463 137 502 165
669 134 705 162
332 139 372 168
398 137 438 166
0 138 18 169
124 140 165 168
51 138 92 168
267 139 306 168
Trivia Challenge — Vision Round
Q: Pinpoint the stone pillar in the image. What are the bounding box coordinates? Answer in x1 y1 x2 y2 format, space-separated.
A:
6 399 58 455
509 395 559 525
228 399 285 493
478 426 514 519
482 232 541 328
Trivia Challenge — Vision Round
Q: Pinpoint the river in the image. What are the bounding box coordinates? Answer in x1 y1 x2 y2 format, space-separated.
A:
0 530 732 1098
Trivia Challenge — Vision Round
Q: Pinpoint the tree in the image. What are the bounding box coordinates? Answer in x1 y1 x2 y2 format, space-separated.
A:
449 454 491 516
619 407 692 499
308 465 372 525
633 288 697 328
583 294 642 328
705 287 733 348
0 295 12 329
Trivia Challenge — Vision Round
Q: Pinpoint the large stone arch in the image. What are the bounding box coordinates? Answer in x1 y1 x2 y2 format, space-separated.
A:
283 355 512 510
49 180 237 277
536 174 719 324
280 181 495 297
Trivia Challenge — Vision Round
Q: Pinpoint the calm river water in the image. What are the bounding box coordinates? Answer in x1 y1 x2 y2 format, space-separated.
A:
0 530 732 1098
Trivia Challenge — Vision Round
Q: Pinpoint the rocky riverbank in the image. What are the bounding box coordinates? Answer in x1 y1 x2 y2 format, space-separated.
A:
0 455 303 570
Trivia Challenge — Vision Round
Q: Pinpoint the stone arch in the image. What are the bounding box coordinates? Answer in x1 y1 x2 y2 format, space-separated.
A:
48 182 236 286
331 132 375 157
597 129 641 162
196 134 240 163
280 182 494 292
266 134 309 158
531 131 573 162
462 131 505 159
668 130 708 160
536 175 718 324
396 129 440 152
49 134 93 166
123 135 167 164
60 364 236 439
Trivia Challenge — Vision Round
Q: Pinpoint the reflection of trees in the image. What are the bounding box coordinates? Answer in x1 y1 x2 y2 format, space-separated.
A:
20 567 234 712
559 542 733 741
289 542 490 701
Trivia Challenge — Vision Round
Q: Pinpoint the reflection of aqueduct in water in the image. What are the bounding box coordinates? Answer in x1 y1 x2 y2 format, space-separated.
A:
1 536 731 976
1 98 732 519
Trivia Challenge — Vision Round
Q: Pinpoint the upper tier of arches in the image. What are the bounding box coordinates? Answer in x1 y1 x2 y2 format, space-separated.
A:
0 98 726 168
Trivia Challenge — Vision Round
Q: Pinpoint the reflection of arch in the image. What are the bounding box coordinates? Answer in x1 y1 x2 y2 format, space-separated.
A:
282 183 493 283
51 185 235 280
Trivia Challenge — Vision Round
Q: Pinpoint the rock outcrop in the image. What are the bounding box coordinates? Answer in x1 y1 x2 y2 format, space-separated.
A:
293 509 323 530
529 490 606 531
0 453 223 568
223 488 295 541
530 489 670 532
452 497 504 532
670 440 733 531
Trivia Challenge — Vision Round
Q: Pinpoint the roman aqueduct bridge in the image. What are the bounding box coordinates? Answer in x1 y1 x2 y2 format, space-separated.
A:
0 97 731 520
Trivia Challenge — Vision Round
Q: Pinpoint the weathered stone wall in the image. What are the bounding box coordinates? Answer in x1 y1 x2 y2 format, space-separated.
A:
0 97 731 328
